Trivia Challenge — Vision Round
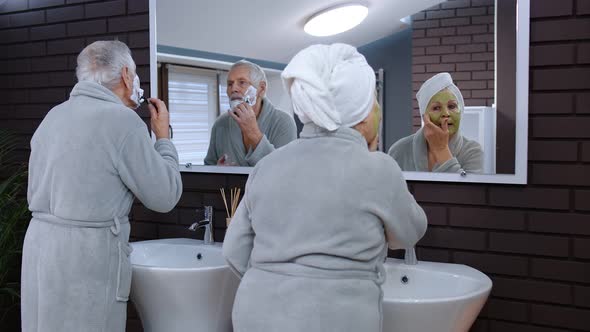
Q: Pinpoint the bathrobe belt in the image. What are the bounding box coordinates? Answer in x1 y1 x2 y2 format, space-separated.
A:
254 262 385 284
32 212 129 236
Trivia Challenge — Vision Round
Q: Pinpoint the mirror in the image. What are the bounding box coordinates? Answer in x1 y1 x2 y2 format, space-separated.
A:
149 0 529 184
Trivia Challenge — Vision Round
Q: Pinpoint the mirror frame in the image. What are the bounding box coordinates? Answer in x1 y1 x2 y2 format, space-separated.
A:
148 0 529 184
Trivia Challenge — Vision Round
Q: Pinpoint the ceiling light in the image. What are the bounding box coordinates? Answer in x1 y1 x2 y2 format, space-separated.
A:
400 15 412 25
304 4 369 37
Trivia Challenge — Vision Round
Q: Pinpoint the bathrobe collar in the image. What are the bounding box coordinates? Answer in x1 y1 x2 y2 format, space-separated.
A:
300 122 368 149
412 127 464 171
70 81 126 106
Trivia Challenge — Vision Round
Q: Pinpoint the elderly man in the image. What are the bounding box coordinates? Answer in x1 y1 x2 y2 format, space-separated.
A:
21 40 183 332
204 60 297 166
223 44 427 332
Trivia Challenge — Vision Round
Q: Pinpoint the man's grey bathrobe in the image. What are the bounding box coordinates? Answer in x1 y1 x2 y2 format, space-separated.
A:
204 98 297 166
22 81 183 332
387 127 484 173
223 123 427 332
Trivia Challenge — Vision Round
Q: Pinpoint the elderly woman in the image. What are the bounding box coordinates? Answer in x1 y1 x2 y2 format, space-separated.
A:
388 72 483 173
21 41 182 332
222 44 427 332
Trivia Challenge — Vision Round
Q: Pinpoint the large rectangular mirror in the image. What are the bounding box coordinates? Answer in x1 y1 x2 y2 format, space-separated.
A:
148 0 529 184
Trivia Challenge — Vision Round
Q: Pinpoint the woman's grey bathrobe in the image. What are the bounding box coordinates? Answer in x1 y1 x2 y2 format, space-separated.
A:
387 127 484 173
204 98 297 166
223 123 427 332
21 81 183 332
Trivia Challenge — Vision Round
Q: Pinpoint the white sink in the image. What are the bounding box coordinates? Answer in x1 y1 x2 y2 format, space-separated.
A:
382 258 492 332
129 238 240 332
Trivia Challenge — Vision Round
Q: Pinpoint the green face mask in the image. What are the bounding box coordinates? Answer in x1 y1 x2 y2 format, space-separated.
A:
426 90 461 135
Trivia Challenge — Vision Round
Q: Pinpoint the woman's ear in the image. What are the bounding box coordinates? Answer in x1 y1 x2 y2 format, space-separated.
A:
353 113 370 136
359 113 370 125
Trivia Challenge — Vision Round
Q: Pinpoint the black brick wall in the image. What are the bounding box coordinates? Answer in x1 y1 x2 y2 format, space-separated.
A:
1 0 589 331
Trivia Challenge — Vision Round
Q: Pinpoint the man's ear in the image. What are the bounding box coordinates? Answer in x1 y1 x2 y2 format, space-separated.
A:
258 81 267 97
121 67 133 90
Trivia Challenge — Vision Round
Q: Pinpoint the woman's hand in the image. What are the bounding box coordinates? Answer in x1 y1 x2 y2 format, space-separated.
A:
423 113 452 165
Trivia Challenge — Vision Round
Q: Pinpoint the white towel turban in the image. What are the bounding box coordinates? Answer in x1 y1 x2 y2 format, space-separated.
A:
281 43 376 131
416 72 464 115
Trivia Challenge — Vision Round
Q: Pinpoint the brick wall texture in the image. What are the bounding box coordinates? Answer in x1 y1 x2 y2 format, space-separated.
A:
0 0 589 331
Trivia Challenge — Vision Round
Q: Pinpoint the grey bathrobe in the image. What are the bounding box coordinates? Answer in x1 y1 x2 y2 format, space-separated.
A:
21 81 183 332
223 123 427 332
204 98 297 166
387 127 484 173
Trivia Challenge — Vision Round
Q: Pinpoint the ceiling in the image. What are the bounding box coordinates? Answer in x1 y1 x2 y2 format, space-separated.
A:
157 0 446 64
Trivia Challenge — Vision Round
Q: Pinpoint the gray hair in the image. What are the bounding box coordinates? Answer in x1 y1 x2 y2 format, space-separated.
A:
230 59 268 89
76 40 136 90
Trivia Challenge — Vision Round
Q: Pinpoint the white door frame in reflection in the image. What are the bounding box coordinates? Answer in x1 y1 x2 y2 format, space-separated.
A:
148 0 529 185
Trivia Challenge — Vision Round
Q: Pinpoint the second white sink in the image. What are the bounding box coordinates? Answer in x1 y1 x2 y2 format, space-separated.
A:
382 258 492 332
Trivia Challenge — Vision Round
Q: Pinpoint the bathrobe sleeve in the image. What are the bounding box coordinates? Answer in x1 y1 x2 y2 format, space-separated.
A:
222 168 258 278
379 157 427 250
433 158 465 173
204 122 220 165
433 139 484 174
116 125 183 213
387 136 414 172
244 113 297 166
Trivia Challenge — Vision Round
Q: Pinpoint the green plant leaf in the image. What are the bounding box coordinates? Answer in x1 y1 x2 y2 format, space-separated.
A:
0 129 29 314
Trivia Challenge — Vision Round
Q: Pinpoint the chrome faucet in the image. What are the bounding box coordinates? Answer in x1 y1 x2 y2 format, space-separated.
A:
188 206 214 244
404 247 418 265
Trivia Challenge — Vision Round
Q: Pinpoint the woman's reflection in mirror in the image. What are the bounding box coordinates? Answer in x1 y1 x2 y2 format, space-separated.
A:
387 72 484 173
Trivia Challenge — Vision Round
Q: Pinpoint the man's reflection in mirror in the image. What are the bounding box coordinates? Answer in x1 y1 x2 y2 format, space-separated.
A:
204 60 297 166
388 72 483 173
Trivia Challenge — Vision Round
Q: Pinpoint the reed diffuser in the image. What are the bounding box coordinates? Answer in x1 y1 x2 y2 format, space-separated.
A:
220 187 241 226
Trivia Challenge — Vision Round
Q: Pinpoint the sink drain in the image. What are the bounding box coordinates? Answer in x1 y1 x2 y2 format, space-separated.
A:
401 275 409 284
196 253 203 260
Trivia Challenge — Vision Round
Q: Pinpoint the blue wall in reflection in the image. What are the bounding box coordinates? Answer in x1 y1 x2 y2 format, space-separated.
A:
359 27 413 151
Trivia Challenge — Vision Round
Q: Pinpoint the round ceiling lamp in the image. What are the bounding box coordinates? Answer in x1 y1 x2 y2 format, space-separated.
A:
304 4 369 37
